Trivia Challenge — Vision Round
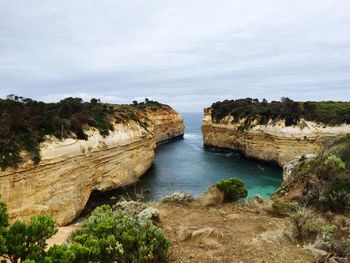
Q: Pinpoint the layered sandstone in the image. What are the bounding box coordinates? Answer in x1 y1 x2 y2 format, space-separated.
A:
0 107 184 225
202 108 350 167
147 107 185 144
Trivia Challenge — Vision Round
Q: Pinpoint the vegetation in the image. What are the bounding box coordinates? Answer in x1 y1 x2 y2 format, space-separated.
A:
215 177 248 201
0 199 57 262
293 154 350 213
210 97 350 128
0 201 170 262
0 96 167 170
271 135 350 258
288 205 335 242
69 205 170 263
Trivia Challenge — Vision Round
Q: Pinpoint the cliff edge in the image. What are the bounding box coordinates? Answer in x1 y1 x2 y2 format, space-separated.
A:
202 102 350 167
0 104 184 225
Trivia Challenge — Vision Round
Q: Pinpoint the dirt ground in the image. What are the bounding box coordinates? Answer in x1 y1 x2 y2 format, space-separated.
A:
158 202 315 263
49 200 316 263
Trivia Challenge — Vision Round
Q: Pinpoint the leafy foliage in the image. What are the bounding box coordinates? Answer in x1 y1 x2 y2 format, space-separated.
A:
0 201 170 262
210 97 350 128
323 135 350 169
299 155 350 212
0 201 57 263
70 205 170 263
282 148 350 213
0 96 166 170
215 178 248 201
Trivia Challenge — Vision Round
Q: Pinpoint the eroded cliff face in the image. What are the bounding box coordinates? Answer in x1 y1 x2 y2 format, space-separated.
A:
202 108 350 167
146 107 185 144
0 108 184 225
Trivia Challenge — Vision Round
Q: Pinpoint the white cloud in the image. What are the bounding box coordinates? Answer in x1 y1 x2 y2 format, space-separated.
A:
0 0 350 111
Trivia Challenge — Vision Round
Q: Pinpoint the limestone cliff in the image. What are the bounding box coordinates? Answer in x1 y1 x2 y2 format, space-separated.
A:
0 107 184 225
146 107 185 144
202 108 350 167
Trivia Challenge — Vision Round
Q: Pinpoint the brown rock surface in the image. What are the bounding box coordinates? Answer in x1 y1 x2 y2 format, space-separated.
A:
202 108 350 167
146 107 185 144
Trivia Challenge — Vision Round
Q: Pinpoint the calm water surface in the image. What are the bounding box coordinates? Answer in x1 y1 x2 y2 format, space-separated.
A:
86 113 282 212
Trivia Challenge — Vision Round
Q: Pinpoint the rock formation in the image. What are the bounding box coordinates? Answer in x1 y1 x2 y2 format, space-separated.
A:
146 108 185 145
0 107 184 225
202 108 350 167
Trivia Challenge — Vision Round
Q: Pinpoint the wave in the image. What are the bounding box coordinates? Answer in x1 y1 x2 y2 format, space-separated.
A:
184 133 202 140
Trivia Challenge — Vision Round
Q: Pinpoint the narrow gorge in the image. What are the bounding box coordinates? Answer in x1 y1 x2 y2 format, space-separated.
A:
0 105 184 226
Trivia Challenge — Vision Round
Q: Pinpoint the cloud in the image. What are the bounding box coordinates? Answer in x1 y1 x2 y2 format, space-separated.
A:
0 0 350 111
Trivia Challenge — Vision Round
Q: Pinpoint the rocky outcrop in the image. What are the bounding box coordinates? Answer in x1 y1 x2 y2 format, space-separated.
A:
202 108 350 167
0 107 184 225
146 107 185 144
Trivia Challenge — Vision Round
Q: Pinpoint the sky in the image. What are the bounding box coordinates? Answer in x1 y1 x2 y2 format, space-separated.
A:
0 0 350 112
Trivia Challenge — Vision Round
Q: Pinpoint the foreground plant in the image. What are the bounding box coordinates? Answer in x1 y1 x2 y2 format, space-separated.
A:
0 199 57 262
216 177 248 201
0 200 170 262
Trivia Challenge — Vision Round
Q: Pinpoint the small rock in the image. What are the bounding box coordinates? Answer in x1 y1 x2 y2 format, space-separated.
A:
176 228 192 241
253 195 264 204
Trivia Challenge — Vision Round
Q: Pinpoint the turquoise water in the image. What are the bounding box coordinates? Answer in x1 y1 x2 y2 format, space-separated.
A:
95 113 283 202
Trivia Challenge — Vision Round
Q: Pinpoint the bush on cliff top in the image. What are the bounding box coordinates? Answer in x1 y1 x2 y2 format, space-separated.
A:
216 177 248 201
0 201 171 263
210 97 350 128
0 96 167 170
281 146 350 213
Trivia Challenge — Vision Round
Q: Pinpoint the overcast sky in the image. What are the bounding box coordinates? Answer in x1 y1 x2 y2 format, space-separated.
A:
0 0 350 112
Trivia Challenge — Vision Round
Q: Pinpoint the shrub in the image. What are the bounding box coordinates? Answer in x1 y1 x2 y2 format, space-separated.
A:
70 205 170 263
0 200 170 263
319 172 350 212
341 239 350 252
289 206 325 241
316 155 345 179
137 208 160 223
161 192 194 205
216 178 248 201
0 199 58 262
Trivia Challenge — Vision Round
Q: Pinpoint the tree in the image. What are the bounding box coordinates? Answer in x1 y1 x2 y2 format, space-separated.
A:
0 199 57 263
216 178 248 201
0 200 8 255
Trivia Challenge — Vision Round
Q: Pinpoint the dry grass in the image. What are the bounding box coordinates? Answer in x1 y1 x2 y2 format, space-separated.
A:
199 186 224 207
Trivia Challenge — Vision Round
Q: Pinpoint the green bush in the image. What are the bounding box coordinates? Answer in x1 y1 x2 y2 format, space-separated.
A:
316 155 345 179
0 200 171 263
300 155 350 212
216 178 248 201
0 198 58 262
289 206 322 241
319 172 350 212
70 205 170 263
